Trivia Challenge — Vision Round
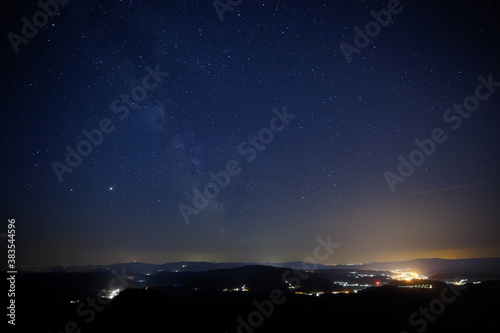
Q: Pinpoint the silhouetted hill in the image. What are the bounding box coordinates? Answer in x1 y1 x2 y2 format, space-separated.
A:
24 261 256 274
145 265 349 293
9 264 500 333
84 283 500 333
12 271 142 304
25 257 500 279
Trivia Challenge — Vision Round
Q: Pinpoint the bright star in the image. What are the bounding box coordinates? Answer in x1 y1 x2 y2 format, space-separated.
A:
109 187 113 191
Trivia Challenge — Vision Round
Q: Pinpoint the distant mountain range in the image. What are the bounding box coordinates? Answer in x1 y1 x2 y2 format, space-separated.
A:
11 257 500 318
23 257 500 277
338 257 500 276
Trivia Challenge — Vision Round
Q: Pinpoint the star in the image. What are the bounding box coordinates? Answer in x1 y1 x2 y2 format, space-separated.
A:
109 187 114 191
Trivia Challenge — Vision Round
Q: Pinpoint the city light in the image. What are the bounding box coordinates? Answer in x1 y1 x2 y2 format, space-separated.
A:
103 289 121 299
390 269 427 281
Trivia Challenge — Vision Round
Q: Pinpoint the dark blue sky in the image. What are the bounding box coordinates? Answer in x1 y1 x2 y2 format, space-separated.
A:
2 0 500 267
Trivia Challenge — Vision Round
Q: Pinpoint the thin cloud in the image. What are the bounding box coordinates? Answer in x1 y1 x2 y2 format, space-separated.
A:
408 179 500 196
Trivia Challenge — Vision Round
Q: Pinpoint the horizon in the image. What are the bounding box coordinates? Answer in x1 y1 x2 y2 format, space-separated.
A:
23 255 500 270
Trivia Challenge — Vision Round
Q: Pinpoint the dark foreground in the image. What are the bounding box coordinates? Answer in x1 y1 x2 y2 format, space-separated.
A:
13 280 500 333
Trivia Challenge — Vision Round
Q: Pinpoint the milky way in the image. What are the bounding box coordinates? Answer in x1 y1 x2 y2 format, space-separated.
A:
2 0 500 267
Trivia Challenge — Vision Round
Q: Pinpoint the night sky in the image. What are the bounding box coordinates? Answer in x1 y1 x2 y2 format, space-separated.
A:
2 0 500 268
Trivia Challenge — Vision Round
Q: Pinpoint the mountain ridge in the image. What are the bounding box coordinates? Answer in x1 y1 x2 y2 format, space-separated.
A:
20 257 500 276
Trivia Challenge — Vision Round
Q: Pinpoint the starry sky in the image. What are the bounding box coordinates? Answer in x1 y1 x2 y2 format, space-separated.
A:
2 0 500 268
